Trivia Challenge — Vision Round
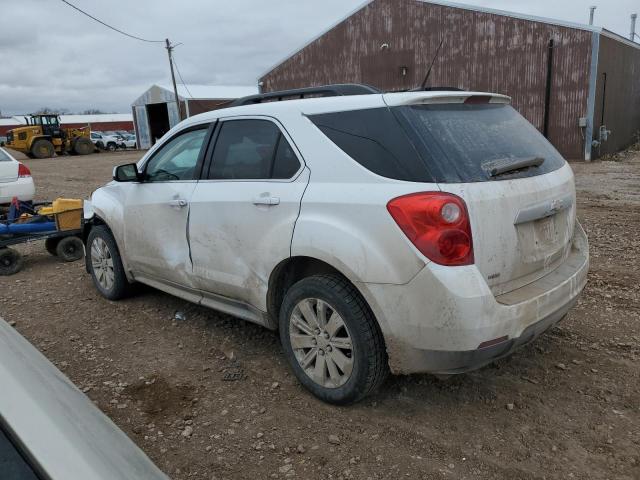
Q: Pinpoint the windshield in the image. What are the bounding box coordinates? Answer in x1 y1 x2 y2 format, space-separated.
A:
394 103 565 182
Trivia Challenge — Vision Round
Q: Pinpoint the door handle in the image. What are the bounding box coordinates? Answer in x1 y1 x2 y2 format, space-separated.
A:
168 198 188 209
253 195 280 206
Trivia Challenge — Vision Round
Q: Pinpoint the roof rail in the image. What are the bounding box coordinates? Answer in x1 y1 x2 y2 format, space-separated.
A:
229 83 381 107
409 86 466 92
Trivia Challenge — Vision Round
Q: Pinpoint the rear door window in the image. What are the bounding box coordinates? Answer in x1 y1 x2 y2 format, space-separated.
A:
207 119 301 180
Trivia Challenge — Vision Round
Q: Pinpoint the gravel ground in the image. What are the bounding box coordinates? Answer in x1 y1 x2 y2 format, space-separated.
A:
1 148 639 480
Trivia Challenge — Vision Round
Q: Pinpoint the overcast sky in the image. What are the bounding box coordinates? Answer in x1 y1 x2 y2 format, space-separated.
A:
0 0 637 115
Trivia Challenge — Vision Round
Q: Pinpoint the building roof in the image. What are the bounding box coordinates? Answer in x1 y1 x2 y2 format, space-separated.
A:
157 84 259 100
0 114 132 127
260 0 639 78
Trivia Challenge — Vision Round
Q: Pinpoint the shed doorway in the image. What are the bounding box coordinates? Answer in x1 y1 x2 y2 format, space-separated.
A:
146 102 170 145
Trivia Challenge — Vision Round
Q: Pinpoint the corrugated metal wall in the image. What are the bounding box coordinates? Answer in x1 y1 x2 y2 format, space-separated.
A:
261 0 594 159
593 35 640 156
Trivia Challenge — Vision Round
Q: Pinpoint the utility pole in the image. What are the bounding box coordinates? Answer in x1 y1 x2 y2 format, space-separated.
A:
165 38 184 121
631 13 638 42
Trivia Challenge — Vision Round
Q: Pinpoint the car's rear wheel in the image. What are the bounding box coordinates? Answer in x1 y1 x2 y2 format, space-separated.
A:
106 142 116 152
87 225 134 300
279 274 388 405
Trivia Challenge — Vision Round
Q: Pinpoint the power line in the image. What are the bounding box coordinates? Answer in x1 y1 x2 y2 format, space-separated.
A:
172 55 194 99
60 0 164 43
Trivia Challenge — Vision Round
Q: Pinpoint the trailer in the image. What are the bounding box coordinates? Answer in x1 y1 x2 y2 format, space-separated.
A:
0 199 84 275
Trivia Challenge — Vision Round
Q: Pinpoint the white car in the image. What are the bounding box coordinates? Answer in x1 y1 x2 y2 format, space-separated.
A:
83 84 589 404
0 317 169 479
90 132 120 151
118 134 137 149
0 147 35 205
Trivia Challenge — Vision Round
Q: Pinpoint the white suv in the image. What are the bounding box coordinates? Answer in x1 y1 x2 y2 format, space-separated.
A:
83 85 589 404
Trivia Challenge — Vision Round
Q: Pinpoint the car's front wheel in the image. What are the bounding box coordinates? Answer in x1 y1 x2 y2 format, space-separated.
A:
87 225 134 300
279 274 388 405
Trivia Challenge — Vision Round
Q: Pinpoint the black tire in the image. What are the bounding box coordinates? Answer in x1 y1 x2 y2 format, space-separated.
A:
31 139 54 159
45 237 61 256
56 236 84 262
279 274 388 405
96 141 104 150
106 142 116 152
0 248 23 276
86 225 134 300
73 137 93 155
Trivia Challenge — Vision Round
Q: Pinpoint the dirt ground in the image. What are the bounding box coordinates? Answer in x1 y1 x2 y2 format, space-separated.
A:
1 148 638 480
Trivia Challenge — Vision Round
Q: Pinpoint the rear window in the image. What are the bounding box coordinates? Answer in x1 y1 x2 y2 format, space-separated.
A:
309 103 565 183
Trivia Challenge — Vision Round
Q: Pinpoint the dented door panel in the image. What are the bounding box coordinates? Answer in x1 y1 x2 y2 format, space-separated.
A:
123 181 198 287
188 169 310 312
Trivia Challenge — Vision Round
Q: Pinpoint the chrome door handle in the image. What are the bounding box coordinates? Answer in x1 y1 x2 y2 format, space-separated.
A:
168 198 188 208
253 196 280 206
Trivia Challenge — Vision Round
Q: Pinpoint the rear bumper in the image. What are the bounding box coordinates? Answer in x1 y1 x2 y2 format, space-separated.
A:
400 296 577 374
358 221 589 375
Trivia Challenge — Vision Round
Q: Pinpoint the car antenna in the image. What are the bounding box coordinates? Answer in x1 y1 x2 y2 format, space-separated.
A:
417 39 444 90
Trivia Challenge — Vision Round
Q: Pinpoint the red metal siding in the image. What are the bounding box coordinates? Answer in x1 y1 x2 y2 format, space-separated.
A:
65 121 134 131
261 0 593 159
1 121 134 136
593 35 640 156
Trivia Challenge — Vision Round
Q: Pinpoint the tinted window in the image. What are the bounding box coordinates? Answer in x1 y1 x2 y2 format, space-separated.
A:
310 105 565 183
395 104 565 182
208 120 300 180
310 108 432 182
0 428 39 480
145 127 208 182
0 149 12 162
272 136 300 179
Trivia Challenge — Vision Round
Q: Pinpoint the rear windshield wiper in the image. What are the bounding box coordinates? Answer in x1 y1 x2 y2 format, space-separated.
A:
482 156 545 177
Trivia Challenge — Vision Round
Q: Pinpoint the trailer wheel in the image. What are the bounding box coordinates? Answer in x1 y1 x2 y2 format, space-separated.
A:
31 139 55 159
45 237 61 256
0 248 23 276
56 236 84 262
73 137 93 155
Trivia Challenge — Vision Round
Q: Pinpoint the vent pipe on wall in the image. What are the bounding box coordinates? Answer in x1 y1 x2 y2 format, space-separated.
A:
631 13 638 41
589 6 597 26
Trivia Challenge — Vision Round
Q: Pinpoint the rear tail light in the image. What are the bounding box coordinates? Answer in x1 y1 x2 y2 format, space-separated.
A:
387 192 474 266
17 163 31 178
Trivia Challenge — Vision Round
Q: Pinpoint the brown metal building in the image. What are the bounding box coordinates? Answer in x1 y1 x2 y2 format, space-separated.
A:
260 0 640 160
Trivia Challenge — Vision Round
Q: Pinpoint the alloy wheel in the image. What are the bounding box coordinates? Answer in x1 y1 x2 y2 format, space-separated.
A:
289 298 354 388
91 237 115 291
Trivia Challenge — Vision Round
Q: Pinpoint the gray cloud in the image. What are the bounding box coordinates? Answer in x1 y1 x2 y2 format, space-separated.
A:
1 0 637 115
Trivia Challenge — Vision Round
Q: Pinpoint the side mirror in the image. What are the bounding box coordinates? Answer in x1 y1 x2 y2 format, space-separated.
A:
113 163 140 182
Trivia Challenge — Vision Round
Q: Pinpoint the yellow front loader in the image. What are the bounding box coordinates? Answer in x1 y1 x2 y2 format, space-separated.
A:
4 114 94 159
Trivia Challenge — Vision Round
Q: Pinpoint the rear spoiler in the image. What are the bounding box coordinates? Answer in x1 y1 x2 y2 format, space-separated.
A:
383 92 511 107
